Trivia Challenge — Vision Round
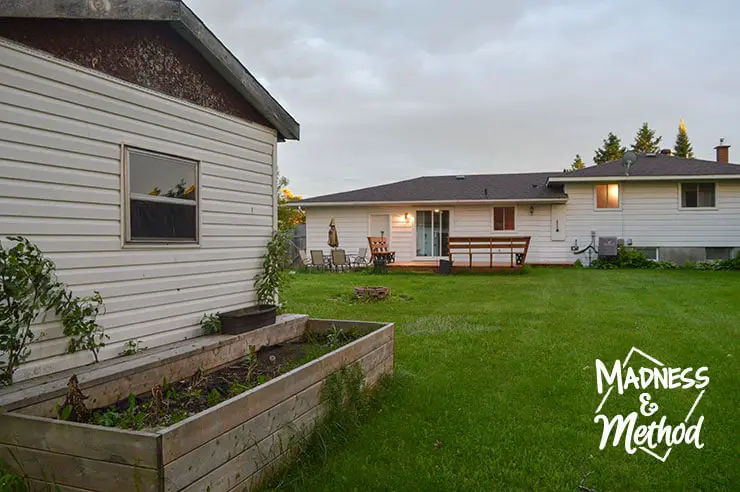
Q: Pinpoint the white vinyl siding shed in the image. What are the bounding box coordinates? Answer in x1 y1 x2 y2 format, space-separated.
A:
0 39 278 381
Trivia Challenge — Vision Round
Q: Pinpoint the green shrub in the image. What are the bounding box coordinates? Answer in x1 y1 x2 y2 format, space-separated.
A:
592 246 677 270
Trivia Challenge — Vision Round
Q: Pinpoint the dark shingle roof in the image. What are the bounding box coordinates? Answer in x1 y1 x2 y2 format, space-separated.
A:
551 154 740 180
297 172 568 204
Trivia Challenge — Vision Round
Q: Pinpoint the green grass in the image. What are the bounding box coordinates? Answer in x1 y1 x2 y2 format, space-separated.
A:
272 268 739 491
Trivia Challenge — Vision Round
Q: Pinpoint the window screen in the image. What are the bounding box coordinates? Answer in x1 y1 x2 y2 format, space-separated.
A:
127 149 198 242
681 183 715 208
493 207 515 231
595 184 620 209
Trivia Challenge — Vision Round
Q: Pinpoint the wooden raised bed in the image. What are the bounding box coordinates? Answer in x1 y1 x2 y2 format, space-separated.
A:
0 315 395 492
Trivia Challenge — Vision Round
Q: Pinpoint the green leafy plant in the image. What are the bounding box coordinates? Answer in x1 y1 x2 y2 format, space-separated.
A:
0 458 28 492
58 290 107 362
592 246 677 270
254 231 291 306
1 237 108 385
55 404 73 421
206 388 222 407
91 393 147 430
0 237 66 386
200 313 222 335
120 339 146 356
326 325 351 349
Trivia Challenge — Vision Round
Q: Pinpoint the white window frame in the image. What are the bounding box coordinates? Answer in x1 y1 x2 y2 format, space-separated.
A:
593 183 622 211
491 205 517 233
413 208 453 259
122 146 202 248
633 247 659 261
678 182 717 211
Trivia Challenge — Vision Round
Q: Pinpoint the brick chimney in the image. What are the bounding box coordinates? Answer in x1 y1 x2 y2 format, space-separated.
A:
715 138 730 163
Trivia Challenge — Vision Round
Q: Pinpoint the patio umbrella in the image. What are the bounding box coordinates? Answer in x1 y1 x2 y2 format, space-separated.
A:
328 218 339 248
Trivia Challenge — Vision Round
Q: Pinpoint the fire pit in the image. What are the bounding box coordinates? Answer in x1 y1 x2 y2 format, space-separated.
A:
354 286 390 299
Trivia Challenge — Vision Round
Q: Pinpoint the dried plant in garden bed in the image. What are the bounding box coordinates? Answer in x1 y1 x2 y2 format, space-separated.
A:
63 327 365 431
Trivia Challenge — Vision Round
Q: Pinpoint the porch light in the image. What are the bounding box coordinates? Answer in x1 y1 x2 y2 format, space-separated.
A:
529 205 535 215
434 209 440 213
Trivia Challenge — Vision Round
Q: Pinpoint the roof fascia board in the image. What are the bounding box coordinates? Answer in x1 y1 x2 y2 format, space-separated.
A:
292 198 569 207
548 174 740 184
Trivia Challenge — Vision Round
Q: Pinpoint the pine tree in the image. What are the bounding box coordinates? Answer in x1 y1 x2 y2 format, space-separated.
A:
569 154 585 171
673 119 694 158
594 132 626 165
631 122 662 153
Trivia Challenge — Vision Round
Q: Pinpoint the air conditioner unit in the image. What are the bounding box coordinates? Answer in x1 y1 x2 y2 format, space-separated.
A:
599 236 618 257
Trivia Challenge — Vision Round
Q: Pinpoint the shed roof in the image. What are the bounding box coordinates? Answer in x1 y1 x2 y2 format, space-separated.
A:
0 0 299 140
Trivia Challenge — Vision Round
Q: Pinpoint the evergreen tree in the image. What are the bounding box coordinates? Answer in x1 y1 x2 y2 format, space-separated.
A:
594 132 626 165
569 154 585 171
631 122 662 153
673 119 694 158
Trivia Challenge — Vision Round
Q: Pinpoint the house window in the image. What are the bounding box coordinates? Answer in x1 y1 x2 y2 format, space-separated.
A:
595 184 620 209
634 247 658 260
125 148 198 243
493 206 515 231
681 183 715 208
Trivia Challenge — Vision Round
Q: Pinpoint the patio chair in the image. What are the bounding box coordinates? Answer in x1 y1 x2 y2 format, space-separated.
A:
350 247 369 267
298 250 313 270
309 250 326 271
331 249 351 272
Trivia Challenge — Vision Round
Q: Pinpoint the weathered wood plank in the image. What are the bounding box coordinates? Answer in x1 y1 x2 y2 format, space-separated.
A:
0 445 159 492
27 479 95 492
182 404 326 492
160 323 394 464
0 412 160 469
2 314 308 416
165 340 393 491
163 381 323 491
306 318 386 335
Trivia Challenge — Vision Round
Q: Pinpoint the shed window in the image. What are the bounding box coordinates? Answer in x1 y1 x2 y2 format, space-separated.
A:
493 207 515 231
681 183 715 208
595 184 620 209
126 148 198 243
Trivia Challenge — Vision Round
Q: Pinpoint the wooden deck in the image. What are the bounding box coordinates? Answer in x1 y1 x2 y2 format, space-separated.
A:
387 261 523 273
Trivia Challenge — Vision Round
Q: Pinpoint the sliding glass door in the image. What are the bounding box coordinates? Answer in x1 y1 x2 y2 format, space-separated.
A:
416 210 450 257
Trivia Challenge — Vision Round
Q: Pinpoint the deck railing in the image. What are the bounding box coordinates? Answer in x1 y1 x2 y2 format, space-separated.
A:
447 236 531 268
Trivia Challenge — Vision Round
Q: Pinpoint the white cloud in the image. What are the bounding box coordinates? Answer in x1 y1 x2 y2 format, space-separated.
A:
188 0 740 196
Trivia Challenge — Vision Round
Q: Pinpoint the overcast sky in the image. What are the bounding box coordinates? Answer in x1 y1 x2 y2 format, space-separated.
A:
188 0 740 198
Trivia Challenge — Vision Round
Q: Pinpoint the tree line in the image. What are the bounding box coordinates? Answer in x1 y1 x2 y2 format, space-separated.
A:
569 120 694 170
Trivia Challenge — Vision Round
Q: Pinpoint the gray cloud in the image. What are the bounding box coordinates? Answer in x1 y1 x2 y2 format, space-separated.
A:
188 0 740 196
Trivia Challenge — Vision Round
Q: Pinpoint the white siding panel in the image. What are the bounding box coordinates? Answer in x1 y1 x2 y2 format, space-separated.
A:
566 181 740 258
306 204 572 265
306 206 414 262
0 198 120 221
0 40 277 381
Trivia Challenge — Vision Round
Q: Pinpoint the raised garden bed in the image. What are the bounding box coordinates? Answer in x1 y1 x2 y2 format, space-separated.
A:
0 315 395 492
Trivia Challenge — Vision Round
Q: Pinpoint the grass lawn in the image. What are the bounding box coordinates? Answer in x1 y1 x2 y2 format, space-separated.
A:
270 268 738 491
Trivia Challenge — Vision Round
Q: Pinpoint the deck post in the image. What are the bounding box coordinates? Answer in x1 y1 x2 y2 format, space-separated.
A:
510 238 513 267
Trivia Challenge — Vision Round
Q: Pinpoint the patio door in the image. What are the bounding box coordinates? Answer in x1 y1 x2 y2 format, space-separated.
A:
369 214 390 239
416 210 450 257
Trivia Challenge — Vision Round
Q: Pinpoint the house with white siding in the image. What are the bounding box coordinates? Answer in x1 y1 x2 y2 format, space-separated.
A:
0 1 299 380
298 147 740 267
